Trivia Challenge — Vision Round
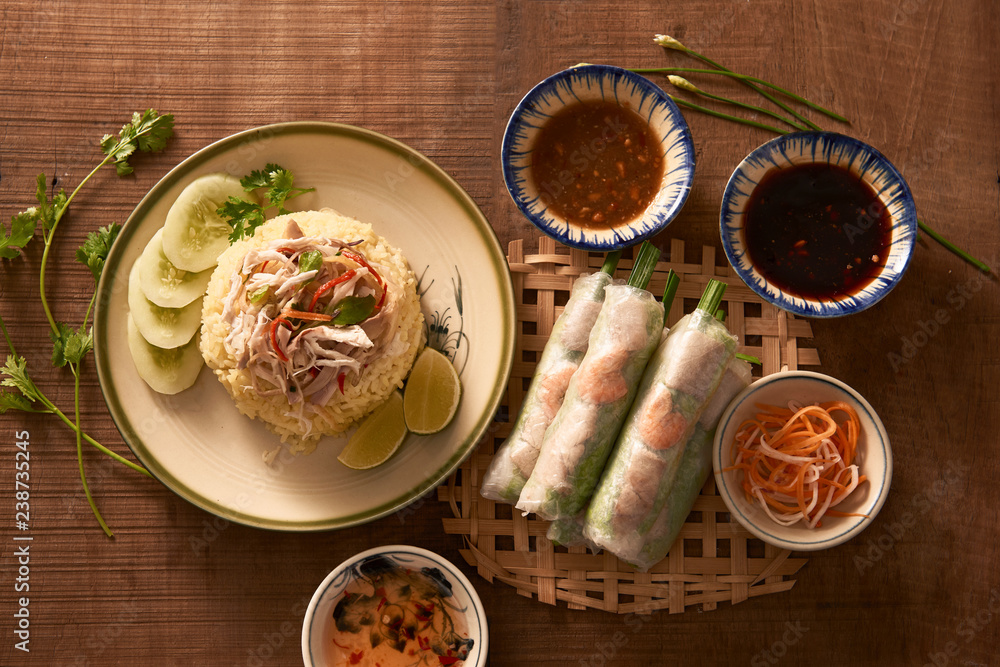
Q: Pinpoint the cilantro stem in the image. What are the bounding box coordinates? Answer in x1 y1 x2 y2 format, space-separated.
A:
71 363 113 537
0 316 18 359
38 156 113 335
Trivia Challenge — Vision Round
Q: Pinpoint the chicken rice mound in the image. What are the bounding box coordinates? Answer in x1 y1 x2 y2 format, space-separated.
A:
200 208 424 454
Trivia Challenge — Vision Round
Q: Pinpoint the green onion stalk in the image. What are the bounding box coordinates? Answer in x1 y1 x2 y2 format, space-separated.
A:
626 35 990 274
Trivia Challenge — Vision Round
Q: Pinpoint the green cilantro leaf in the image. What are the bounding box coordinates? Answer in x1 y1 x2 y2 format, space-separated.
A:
220 163 314 243
0 210 39 260
0 390 37 414
219 197 267 243
32 173 68 235
2 173 71 259
76 223 121 282
240 163 314 214
50 323 93 368
101 109 174 176
239 165 276 191
1 355 45 404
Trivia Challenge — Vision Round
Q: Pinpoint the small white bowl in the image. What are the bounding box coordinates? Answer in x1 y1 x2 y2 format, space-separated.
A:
501 64 695 251
712 371 892 551
302 545 488 667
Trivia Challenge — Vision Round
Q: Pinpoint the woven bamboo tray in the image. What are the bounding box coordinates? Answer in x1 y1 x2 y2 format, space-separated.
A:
440 236 817 614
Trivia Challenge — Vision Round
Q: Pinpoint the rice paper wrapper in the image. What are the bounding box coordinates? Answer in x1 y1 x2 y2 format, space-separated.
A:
515 284 664 521
629 357 753 571
583 309 739 566
481 272 617 503
546 510 600 552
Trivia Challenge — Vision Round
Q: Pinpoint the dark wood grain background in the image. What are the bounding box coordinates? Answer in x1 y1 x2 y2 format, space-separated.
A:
1 1 998 665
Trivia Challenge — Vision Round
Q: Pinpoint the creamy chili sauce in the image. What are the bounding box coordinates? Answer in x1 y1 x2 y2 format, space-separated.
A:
530 99 664 229
327 557 474 667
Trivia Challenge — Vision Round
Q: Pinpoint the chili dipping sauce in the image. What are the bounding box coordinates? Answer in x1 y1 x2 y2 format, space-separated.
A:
743 162 893 300
530 100 664 230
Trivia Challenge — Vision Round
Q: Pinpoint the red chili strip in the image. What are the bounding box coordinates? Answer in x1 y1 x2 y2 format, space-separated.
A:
269 316 291 362
340 249 383 286
341 249 387 310
337 373 346 394
309 269 357 312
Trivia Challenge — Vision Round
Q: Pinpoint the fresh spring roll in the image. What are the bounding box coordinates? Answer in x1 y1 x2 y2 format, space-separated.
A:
515 281 664 521
583 281 737 565
627 357 753 570
481 263 620 503
546 511 599 551
547 271 680 551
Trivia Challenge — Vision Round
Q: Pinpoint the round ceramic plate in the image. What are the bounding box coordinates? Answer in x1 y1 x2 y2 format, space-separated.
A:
94 122 515 531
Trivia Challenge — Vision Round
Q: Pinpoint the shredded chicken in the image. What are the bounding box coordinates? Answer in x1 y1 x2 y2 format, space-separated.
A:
221 219 401 432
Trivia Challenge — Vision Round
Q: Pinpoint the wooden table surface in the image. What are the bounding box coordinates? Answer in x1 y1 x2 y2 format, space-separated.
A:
1 1 998 665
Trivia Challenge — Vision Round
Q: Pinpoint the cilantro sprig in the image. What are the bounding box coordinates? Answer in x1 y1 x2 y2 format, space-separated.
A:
218 163 315 242
1 110 169 536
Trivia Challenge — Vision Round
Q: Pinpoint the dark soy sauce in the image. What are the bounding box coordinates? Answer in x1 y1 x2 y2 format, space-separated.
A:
743 163 893 300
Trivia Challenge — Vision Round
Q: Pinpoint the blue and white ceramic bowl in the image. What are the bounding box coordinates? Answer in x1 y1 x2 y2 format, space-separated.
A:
720 132 917 317
302 545 488 667
713 371 892 552
501 64 695 251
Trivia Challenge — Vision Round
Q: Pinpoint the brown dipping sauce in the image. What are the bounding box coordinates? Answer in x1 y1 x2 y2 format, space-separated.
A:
743 163 893 300
530 100 664 230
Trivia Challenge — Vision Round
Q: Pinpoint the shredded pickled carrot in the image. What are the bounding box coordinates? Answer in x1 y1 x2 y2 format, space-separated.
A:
725 401 868 528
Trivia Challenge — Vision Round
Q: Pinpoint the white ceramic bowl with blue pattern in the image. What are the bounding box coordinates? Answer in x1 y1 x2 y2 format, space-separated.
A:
501 64 695 251
712 371 892 552
720 132 917 317
302 545 487 666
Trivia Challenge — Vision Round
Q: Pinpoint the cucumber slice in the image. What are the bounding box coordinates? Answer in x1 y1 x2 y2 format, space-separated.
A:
161 173 251 272
127 259 202 349
138 229 213 308
127 314 203 395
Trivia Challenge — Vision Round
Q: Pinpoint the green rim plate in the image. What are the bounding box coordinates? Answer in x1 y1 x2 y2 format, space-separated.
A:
94 122 514 531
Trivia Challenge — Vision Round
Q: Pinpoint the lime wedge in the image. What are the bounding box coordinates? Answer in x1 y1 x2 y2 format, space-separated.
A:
338 391 408 470
403 347 461 435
